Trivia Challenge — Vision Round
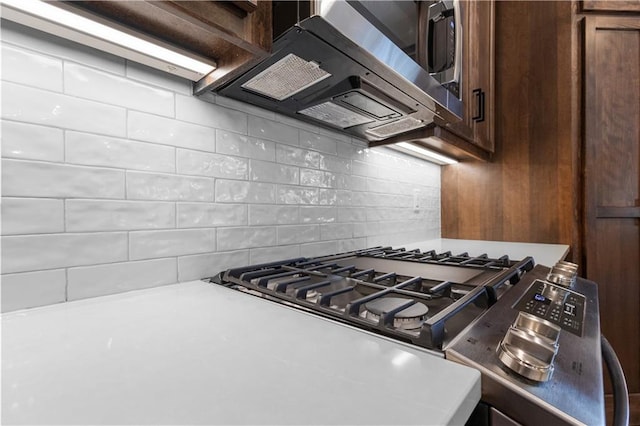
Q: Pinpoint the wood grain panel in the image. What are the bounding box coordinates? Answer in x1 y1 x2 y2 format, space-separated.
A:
584 15 640 397
583 0 640 13
441 1 579 257
606 393 640 426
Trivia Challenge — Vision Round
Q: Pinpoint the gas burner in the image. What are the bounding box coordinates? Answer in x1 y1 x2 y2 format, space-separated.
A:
362 297 429 330
305 289 319 303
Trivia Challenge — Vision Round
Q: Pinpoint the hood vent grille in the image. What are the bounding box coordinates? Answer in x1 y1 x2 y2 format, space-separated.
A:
365 117 425 138
298 101 373 129
241 53 331 101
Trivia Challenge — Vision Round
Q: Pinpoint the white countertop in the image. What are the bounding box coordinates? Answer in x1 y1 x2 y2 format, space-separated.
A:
2 281 481 425
401 238 569 268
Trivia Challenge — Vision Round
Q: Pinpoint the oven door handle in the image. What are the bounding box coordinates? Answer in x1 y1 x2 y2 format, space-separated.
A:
601 335 629 426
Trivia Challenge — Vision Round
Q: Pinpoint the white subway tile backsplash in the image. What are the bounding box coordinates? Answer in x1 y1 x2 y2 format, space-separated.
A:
249 245 300 264
318 189 338 206
337 238 367 253
366 178 413 195
66 200 175 232
248 116 298 145
67 258 178 300
2 159 125 198
64 63 174 116
335 190 353 207
178 203 247 228
66 132 175 172
1 269 66 312
299 130 338 155
353 222 367 238
351 192 368 207
176 94 247 134
1 82 126 137
351 160 370 178
276 145 322 169
320 223 354 241
126 61 192 95
1 44 63 91
319 155 352 174
215 180 276 204
250 160 299 184
0 23 442 310
217 227 277 251
130 229 216 260
347 175 367 192
1 120 64 162
214 95 276 120
300 169 335 188
249 205 299 226
300 206 337 224
1 198 64 235
216 131 275 161
177 149 248 179
1 232 128 274
126 171 214 201
1 20 125 75
178 250 249 281
367 208 406 222
300 241 339 258
277 185 319 205
344 142 367 157
337 207 367 223
277 225 319 245
128 111 215 152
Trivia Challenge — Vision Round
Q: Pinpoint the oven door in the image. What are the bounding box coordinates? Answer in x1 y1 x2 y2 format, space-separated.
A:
417 0 462 97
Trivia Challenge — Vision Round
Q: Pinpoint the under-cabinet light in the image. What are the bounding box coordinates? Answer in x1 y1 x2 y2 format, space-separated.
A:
0 0 216 80
388 142 458 165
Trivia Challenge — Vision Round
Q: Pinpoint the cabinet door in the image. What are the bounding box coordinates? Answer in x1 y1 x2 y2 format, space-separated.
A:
584 15 640 404
446 0 495 153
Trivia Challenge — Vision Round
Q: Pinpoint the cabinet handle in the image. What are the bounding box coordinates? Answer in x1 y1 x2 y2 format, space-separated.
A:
472 88 485 123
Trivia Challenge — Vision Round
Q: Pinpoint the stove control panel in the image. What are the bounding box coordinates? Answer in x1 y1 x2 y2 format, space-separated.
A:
513 279 586 336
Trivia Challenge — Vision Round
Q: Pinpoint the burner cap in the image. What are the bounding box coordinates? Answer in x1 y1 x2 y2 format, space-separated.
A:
364 297 428 330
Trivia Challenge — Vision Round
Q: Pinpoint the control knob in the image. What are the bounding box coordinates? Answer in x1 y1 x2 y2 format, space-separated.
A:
497 312 561 382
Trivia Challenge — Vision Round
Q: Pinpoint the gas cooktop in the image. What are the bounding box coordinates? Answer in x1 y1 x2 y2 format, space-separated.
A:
209 246 535 350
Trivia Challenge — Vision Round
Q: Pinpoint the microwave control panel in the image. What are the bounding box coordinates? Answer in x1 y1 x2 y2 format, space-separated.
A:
513 280 586 336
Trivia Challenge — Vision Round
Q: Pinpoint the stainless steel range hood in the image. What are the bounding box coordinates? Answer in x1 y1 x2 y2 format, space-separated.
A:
209 1 463 143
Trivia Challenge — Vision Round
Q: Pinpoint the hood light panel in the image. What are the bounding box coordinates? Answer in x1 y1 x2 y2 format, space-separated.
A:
0 0 216 80
387 142 458 165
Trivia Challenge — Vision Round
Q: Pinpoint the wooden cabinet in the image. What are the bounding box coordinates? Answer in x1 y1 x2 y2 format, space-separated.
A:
583 14 640 424
56 1 272 92
444 0 495 153
442 1 577 245
583 0 640 13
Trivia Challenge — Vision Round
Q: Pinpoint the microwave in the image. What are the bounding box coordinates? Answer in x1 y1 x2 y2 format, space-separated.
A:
345 0 462 98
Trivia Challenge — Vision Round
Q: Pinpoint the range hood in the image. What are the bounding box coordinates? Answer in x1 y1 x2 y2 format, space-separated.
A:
211 0 463 143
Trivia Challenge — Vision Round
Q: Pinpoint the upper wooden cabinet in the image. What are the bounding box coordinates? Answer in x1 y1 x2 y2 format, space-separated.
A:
582 1 640 13
440 0 495 153
56 1 272 92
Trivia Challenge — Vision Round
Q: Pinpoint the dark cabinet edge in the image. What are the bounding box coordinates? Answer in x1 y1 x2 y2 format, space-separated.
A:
369 125 492 163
